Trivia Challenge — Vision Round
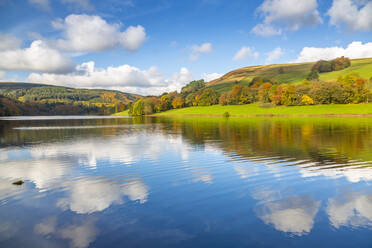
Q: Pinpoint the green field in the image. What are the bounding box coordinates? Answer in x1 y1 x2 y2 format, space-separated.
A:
207 58 372 93
319 58 372 82
112 110 129 116
154 103 372 117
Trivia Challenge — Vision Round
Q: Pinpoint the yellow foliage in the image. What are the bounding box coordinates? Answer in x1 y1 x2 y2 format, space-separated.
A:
301 94 314 105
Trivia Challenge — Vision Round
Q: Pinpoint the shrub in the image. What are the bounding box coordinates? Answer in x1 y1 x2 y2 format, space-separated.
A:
219 93 228 105
306 70 319 81
301 94 314 105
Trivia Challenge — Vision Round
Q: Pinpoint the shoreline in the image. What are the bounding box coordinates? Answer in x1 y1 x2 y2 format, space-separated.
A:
113 103 372 118
153 113 372 118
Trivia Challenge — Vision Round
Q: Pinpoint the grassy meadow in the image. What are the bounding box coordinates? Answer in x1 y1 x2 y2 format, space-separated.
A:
152 103 372 117
207 58 372 93
112 110 129 116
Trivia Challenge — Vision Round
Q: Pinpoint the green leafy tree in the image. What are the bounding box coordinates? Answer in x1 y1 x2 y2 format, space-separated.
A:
196 88 218 106
258 83 272 103
130 99 144 116
306 70 319 81
181 80 205 95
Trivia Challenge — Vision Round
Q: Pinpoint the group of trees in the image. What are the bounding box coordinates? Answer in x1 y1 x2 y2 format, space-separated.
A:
307 57 351 80
219 73 371 106
129 61 371 116
129 80 220 115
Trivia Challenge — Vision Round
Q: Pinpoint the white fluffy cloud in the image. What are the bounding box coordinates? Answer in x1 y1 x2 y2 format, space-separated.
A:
328 0 372 31
52 14 146 52
202 72 222 82
190 42 212 61
27 62 193 95
0 40 75 73
160 67 193 93
27 61 164 89
295 41 372 62
233 46 259 60
103 67 192 95
266 47 284 63
0 34 22 51
120 25 147 51
252 0 322 36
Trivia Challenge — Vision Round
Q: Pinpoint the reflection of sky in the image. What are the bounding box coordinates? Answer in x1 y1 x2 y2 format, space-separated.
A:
34 216 98 248
2 120 372 246
255 194 320 236
0 130 200 247
327 191 372 229
57 178 148 214
234 158 372 236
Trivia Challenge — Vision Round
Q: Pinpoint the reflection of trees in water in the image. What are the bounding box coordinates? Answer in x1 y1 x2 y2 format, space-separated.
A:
0 117 160 148
165 117 372 166
2 116 372 166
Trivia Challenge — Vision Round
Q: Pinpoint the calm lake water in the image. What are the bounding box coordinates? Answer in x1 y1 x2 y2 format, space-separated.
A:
1 116 372 248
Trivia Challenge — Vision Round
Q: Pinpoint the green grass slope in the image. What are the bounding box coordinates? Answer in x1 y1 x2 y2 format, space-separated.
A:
155 103 372 117
207 58 372 93
112 110 129 116
319 58 372 82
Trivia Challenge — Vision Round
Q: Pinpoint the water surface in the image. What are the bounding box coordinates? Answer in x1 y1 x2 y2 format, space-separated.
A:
1 116 372 247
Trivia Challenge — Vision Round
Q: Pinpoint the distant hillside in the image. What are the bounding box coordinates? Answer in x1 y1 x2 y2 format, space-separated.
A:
0 95 105 116
207 58 372 93
0 82 141 114
0 82 141 115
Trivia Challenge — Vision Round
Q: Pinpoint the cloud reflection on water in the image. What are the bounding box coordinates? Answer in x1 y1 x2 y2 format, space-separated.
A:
327 191 372 229
57 178 149 214
255 195 320 236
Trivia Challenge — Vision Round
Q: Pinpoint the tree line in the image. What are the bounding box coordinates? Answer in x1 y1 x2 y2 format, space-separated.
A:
0 84 139 115
129 57 372 116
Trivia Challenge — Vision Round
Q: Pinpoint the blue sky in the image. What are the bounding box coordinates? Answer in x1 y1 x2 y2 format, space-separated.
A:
0 0 372 95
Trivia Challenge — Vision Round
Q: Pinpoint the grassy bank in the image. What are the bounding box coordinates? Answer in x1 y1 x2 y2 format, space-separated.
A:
154 103 372 117
112 110 129 116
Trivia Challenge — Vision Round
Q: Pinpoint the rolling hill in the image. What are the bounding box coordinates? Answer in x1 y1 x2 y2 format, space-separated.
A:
0 82 141 116
207 58 372 93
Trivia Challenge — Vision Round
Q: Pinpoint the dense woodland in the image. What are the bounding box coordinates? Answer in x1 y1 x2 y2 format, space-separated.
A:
0 83 140 116
129 57 372 116
0 95 103 116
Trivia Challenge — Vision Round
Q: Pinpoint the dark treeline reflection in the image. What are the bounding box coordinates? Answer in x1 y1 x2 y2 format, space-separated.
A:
157 117 372 165
2 116 372 166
